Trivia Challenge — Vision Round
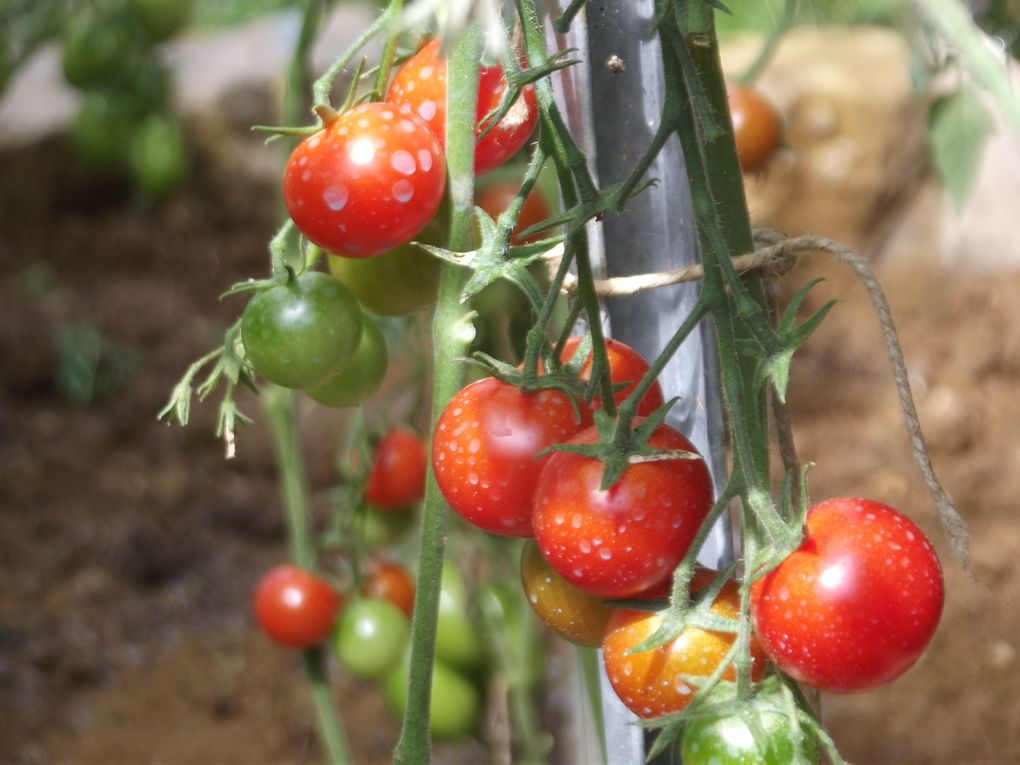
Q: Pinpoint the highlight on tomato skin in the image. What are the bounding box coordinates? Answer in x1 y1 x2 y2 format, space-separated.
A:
253 565 342 649
750 497 945 693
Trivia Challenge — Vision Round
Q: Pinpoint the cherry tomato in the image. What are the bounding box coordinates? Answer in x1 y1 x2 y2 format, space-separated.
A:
558 336 665 417
364 428 427 510
436 561 485 671
602 572 767 718
433 377 592 536
357 506 415 549
305 316 387 407
384 653 480 741
253 565 341 649
241 271 363 389
283 103 446 258
332 597 410 678
387 39 538 175
751 497 944 693
680 688 819 765
326 217 443 316
71 92 137 169
520 538 612 647
131 0 194 43
362 559 415 618
475 182 553 244
533 421 713 598
728 84 784 174
62 5 129 88
128 114 188 198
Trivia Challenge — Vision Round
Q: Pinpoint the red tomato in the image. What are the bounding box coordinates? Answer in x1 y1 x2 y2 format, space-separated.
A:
253 565 341 649
387 39 538 175
283 102 445 258
475 182 553 244
432 377 592 536
363 559 416 618
751 497 944 692
533 421 713 598
557 336 665 417
602 571 767 719
728 84 784 174
364 428 427 511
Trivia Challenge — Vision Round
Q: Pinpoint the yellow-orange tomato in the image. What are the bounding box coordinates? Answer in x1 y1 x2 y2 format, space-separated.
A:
728 84 783 173
520 539 613 647
363 559 416 618
602 572 767 718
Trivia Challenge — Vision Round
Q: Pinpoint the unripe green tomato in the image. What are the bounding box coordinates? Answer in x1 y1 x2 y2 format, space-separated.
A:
332 598 410 679
326 219 442 316
305 316 387 407
358 506 415 549
128 114 188 198
436 563 484 672
241 272 363 389
71 92 137 169
62 6 130 88
383 654 480 742
132 0 194 42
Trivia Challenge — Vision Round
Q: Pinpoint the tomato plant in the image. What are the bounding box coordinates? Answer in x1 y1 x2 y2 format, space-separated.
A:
384 654 480 742
387 39 538 175
253 565 341 649
363 559 416 618
305 316 387 407
61 5 129 88
132 0 194 43
475 181 552 244
519 538 612 647
127 114 188 198
680 689 819 765
533 421 713 598
727 84 784 174
556 336 665 417
241 271 363 389
283 103 446 258
436 561 485 671
433 377 593 536
333 597 411 679
602 573 767 718
364 428 427 510
751 497 944 693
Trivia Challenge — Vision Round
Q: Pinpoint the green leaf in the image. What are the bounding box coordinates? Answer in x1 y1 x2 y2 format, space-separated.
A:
928 88 994 211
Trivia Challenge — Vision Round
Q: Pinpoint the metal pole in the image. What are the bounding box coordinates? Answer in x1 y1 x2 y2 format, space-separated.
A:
546 1 732 762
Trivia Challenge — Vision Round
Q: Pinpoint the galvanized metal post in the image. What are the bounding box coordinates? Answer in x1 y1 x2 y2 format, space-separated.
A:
545 1 732 762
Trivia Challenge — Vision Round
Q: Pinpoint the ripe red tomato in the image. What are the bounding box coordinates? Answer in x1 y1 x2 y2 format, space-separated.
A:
557 336 665 417
433 377 592 536
283 102 445 258
602 571 767 719
532 421 713 598
364 428 427 511
751 497 944 692
387 39 538 175
362 559 416 618
253 565 341 649
520 538 613 647
728 84 784 173
475 182 552 244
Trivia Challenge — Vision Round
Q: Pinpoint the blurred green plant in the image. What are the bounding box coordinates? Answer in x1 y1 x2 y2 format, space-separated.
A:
56 324 140 404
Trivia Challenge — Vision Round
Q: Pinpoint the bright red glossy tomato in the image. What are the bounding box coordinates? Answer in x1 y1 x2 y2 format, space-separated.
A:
728 84 784 174
387 39 538 175
558 336 665 417
602 571 767 719
475 181 553 244
751 497 944 692
283 102 445 258
364 428 427 511
533 421 713 598
432 377 592 536
362 559 416 618
253 565 341 649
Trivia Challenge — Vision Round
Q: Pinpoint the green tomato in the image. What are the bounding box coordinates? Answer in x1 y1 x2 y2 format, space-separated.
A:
128 114 188 198
62 6 131 88
357 506 415 549
383 654 480 742
332 598 409 679
241 271 363 389
305 316 387 407
71 92 137 169
326 220 442 316
436 564 484 672
132 0 194 42
680 695 819 765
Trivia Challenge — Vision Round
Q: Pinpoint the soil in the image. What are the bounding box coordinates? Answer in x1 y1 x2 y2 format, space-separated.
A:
2 110 1019 765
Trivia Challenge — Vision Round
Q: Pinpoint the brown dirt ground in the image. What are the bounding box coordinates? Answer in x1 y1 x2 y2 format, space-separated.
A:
1 121 1018 765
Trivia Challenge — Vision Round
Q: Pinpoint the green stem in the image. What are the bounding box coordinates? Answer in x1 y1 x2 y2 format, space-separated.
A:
371 0 406 99
393 24 483 765
283 0 325 128
262 387 351 765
